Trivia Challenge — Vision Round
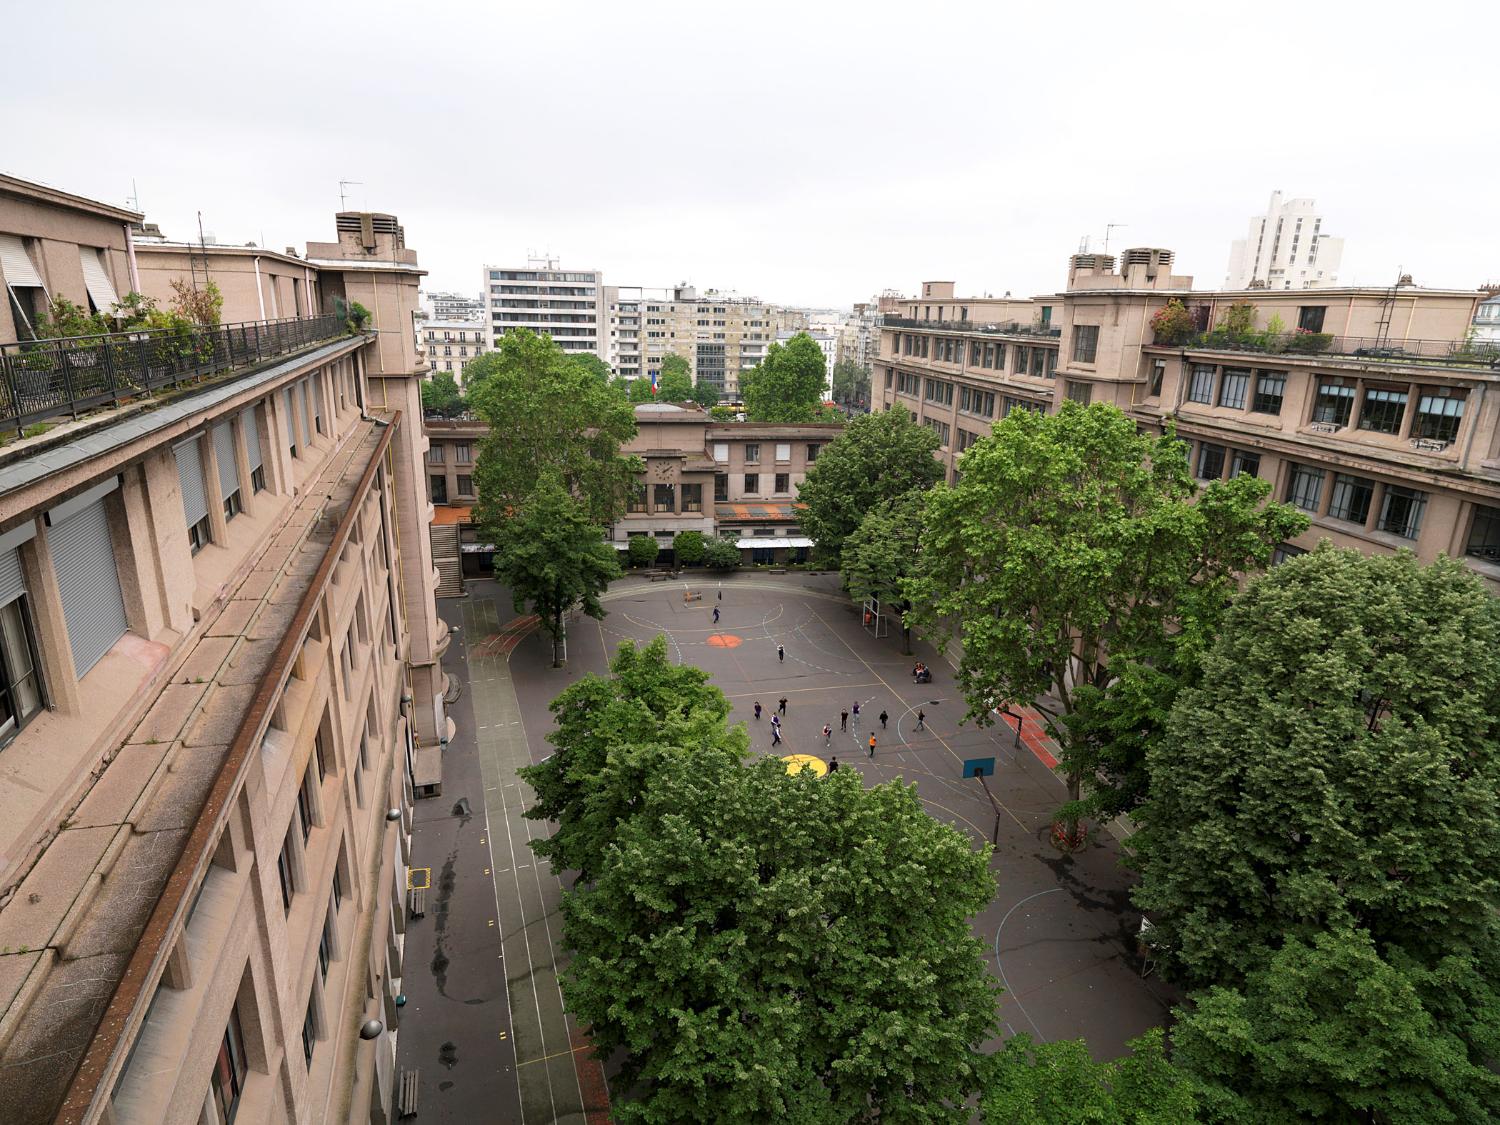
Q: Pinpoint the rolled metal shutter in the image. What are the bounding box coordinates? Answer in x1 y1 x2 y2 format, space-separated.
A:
311 377 324 434
297 380 312 447
51 500 128 676
0 549 24 608
283 389 297 452
243 406 264 472
78 247 120 313
0 234 45 289
175 438 209 530
212 421 239 501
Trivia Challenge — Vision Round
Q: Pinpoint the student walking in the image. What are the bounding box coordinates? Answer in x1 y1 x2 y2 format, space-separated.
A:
778 697 788 716
712 605 720 624
828 757 839 772
776 643 785 662
840 710 849 732
753 701 762 720
868 734 877 758
822 723 832 745
851 701 861 724
771 724 783 747
916 709 926 731
879 709 889 729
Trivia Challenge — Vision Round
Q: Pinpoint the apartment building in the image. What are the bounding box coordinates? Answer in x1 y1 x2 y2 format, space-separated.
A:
1225 191 1345 290
421 291 482 321
416 318 486 383
0 175 448 1125
482 260 604 357
876 251 1499 588
604 285 649 380
639 287 787 400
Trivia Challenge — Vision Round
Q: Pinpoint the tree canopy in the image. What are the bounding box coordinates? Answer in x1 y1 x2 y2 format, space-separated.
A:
468 328 640 529
657 353 694 400
796 408 940 563
903 401 1306 831
490 473 621 667
420 370 465 418
830 358 872 407
569 352 614 383
842 492 923 653
741 332 828 422
1133 547 1500 1117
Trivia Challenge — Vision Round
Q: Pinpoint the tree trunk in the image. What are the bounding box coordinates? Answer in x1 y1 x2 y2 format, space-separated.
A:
552 610 565 668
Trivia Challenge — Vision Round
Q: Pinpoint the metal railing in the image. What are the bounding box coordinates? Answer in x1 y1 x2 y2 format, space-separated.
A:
882 316 1062 338
1150 331 1500 369
0 314 346 436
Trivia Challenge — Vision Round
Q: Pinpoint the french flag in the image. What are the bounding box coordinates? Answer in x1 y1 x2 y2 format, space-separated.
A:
650 368 658 396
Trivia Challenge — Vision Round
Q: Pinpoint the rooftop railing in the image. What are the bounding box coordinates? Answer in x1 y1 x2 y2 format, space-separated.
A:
0 314 346 437
882 317 1062 338
1151 330 1500 369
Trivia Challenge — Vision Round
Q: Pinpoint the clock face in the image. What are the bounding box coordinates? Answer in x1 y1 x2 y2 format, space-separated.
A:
652 462 673 481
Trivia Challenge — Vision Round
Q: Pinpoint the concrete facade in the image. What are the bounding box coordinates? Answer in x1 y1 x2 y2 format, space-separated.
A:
1226 190 1345 290
637 287 793 400
481 261 604 358
876 252 1498 589
0 177 447 1125
416 318 486 384
133 241 322 325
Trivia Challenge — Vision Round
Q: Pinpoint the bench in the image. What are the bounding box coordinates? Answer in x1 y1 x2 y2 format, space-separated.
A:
683 589 702 603
768 567 788 574
408 887 427 919
649 573 671 583
398 1069 420 1117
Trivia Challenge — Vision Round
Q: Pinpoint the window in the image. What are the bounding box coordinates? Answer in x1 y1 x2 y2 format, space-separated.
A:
1072 324 1099 364
960 387 995 416
1033 349 1048 378
1230 450 1261 478
744 443 760 464
743 472 759 493
1359 386 1408 435
1004 396 1042 416
1312 379 1355 427
1297 306 1326 333
1328 473 1375 524
627 483 647 513
1252 371 1286 414
775 443 791 462
0 595 44 746
277 835 294 911
653 483 674 513
806 443 820 462
712 442 728 463
1377 485 1427 539
457 475 474 498
1466 505 1500 560
207 1007 248 1125
297 771 314 840
1065 380 1092 405
302 998 317 1068
1271 543 1308 566
429 475 448 504
1149 360 1166 397
714 473 728 502
318 911 334 981
1196 443 1226 481
454 443 472 463
1413 389 1465 444
1014 346 1029 374
1218 368 1251 410
427 445 444 465
1286 464 1324 512
770 473 788 494
1187 365 1216 404
681 483 703 512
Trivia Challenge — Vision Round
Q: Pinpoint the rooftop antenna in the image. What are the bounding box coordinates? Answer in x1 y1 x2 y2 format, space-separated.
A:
1103 223 1127 254
126 178 140 213
1077 234 1091 254
190 210 211 295
339 180 363 211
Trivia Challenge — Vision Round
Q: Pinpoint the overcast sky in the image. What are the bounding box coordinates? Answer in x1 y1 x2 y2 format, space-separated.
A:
7 1 1496 309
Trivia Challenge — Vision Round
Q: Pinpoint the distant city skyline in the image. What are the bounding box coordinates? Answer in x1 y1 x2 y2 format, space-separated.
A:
5 2 1495 309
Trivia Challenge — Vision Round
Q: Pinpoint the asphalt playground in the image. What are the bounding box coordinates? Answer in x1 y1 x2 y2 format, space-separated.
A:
396 571 1178 1124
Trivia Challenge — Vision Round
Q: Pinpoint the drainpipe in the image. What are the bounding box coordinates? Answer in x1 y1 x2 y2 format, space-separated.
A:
304 267 315 317
124 223 140 294
253 255 267 321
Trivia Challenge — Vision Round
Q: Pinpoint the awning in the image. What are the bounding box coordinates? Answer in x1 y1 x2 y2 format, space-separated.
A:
734 537 813 549
79 247 119 313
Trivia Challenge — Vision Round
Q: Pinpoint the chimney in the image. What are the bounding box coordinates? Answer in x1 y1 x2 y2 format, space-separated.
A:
1067 253 1116 288
1120 248 1175 289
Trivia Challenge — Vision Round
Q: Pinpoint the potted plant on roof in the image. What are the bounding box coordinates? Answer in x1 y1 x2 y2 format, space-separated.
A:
1148 298 1197 346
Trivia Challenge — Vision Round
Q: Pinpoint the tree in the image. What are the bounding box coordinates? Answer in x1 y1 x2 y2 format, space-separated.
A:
689 377 719 409
795 408 939 564
842 493 922 653
420 371 464 418
491 474 621 667
468 328 640 529
626 534 659 569
569 352 614 383
980 1029 1196 1125
1171 928 1500 1123
519 636 744 879
169 277 223 325
903 402 1306 839
741 332 828 422
560 753 999 1123
656 353 694 400
701 536 741 568
830 358 871 407
672 530 706 566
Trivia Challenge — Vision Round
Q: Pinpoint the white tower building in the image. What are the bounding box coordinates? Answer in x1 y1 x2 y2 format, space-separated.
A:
1225 191 1344 290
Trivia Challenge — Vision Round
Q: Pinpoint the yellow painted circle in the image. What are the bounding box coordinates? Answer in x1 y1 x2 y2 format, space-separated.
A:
782 754 828 777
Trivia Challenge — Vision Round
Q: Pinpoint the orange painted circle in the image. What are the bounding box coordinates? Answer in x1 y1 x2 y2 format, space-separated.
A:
706 633 743 648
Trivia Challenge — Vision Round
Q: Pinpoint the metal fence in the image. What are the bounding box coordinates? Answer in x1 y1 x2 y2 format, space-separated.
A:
881 316 1062 337
0 315 346 436
1153 331 1500 369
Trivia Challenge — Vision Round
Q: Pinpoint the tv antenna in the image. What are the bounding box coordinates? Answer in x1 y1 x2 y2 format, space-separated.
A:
339 180 363 211
1103 223 1127 253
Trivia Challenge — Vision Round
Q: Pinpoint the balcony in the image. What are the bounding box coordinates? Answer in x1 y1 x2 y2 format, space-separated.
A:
1150 329 1500 370
0 315 344 436
883 316 1061 338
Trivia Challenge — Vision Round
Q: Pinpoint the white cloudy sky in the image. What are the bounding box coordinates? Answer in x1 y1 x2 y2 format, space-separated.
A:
6 0 1496 308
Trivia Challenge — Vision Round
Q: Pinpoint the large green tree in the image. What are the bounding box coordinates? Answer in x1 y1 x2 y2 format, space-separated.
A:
520 636 743 878
842 492 923 653
741 332 828 422
469 328 640 528
980 1029 1196 1125
561 753 999 1123
420 371 464 418
904 402 1306 835
657 353 694 400
689 375 719 409
830 357 871 407
491 473 621 667
795 408 939 563
569 352 614 383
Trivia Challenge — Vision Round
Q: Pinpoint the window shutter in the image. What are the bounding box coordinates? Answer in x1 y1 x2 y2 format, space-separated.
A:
0 235 45 290
212 421 240 501
243 406 264 471
296 381 311 447
175 437 209 528
51 499 128 676
283 389 297 451
311 377 324 433
0 548 24 609
78 248 120 313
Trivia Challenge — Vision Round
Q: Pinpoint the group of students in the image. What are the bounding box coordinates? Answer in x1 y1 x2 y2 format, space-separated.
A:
753 696 927 755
